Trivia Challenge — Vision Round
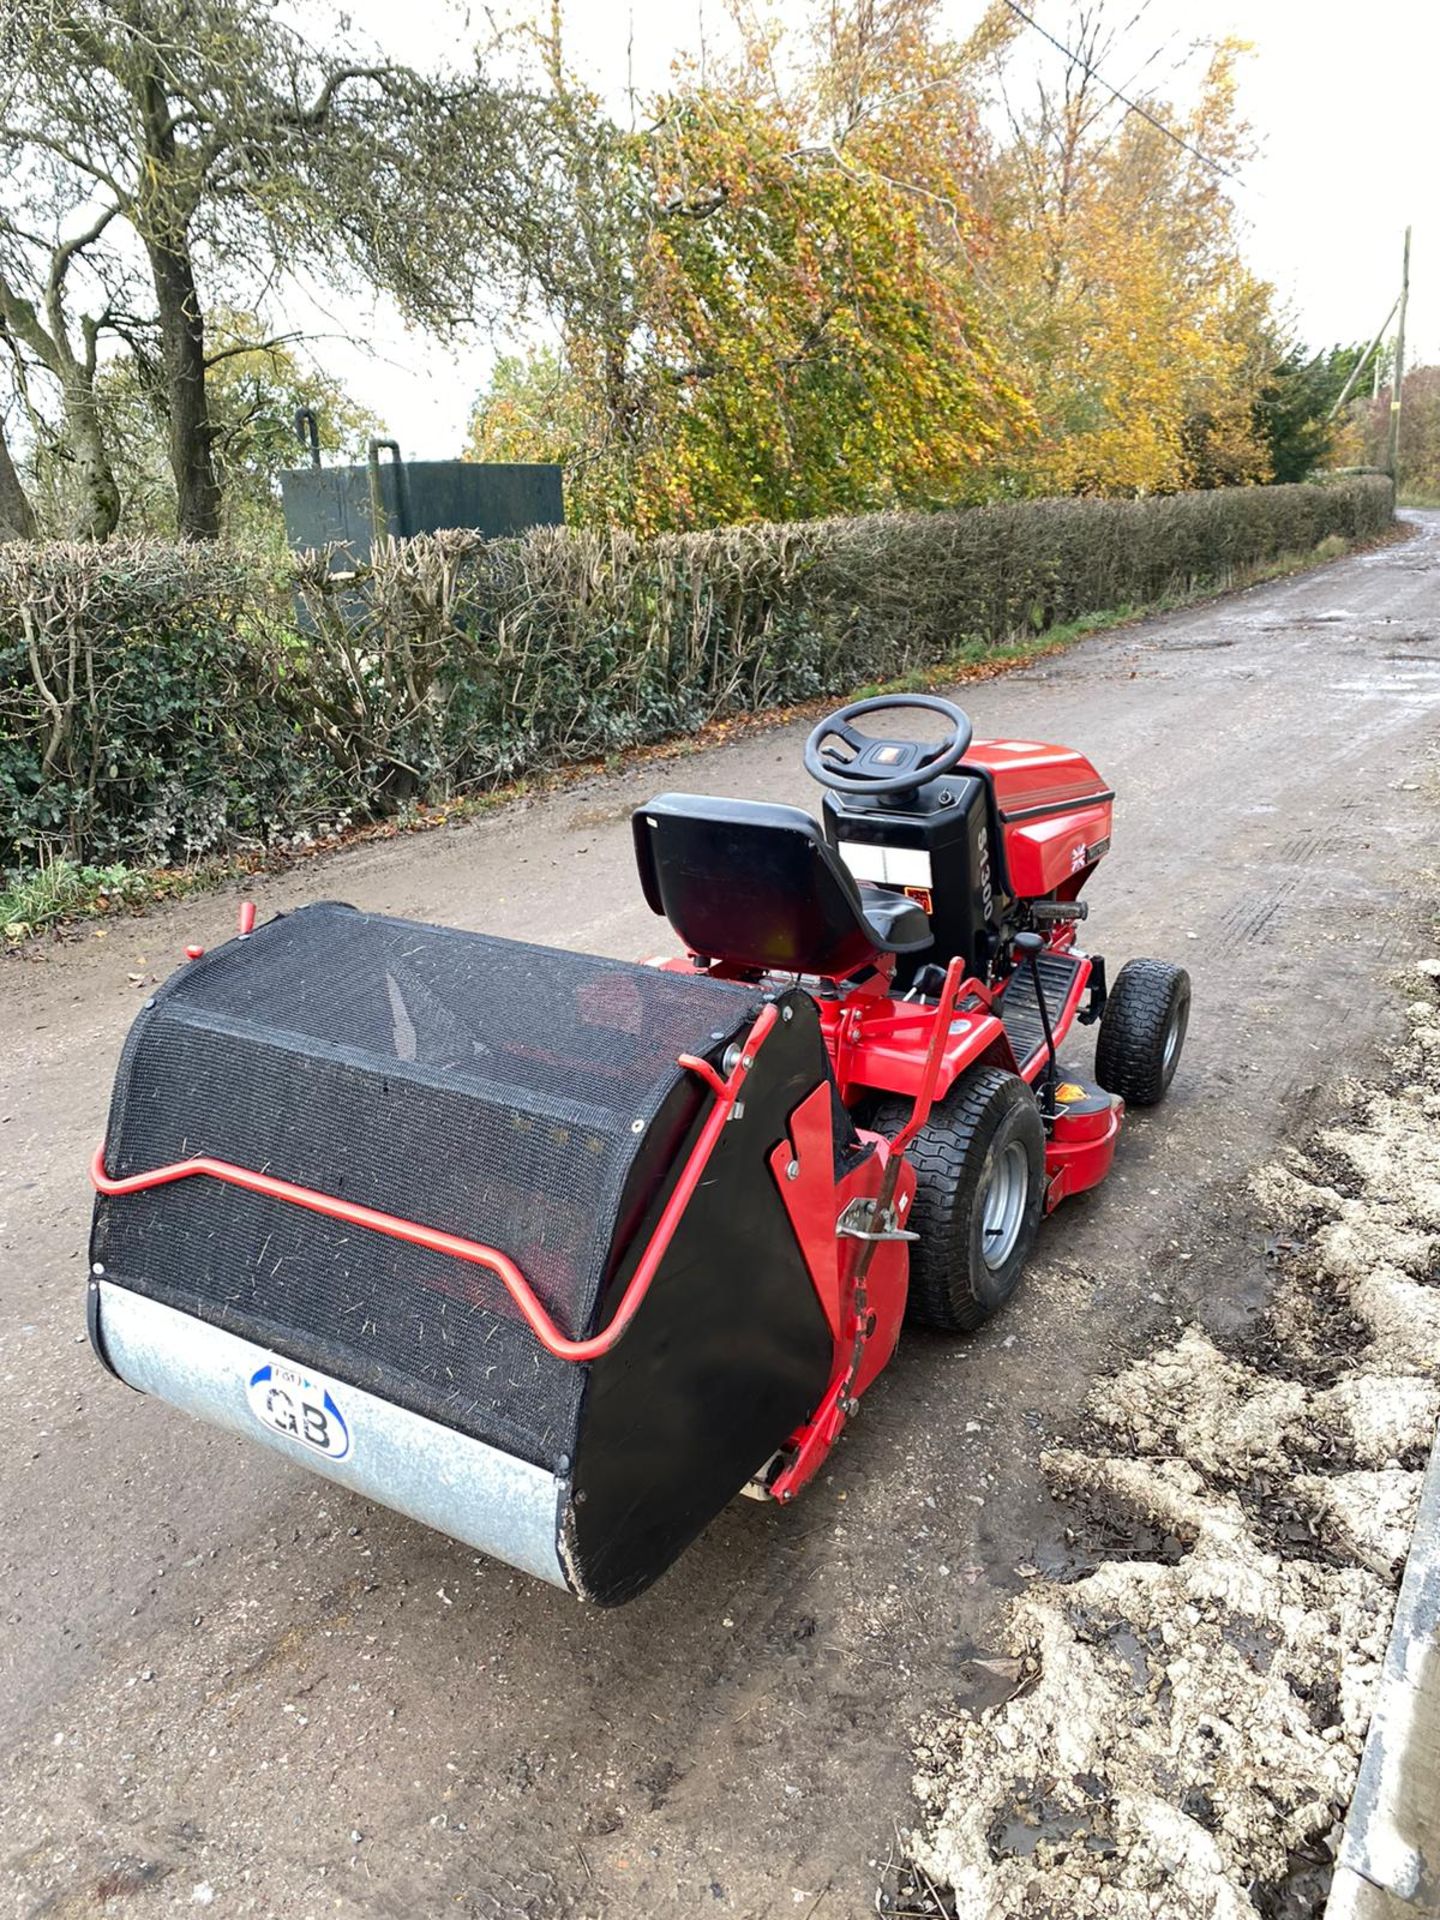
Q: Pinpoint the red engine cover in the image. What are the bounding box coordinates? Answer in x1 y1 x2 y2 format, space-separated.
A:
965 738 1115 900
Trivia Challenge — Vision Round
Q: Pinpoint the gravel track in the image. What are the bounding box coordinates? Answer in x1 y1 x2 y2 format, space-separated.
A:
1 515 1438 1919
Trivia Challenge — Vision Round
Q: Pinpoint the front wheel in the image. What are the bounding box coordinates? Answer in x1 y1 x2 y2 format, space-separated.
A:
1095 959 1191 1107
871 1067 1046 1334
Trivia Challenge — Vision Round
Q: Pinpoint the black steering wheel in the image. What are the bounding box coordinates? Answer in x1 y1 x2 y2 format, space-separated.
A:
803 694 974 797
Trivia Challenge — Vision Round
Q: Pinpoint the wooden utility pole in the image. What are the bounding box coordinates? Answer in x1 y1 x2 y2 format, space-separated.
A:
1386 225 1411 481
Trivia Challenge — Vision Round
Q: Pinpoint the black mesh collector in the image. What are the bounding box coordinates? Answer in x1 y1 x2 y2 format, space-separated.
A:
91 904 835 1600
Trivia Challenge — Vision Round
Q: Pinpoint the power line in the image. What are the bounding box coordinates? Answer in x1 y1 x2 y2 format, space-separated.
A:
999 0 1241 182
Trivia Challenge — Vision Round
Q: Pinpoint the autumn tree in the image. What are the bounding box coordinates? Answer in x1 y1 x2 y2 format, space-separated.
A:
1 0 547 537
979 9 1274 496
471 2 1028 530
473 0 1289 526
803 0 1017 246
1393 366 1440 500
1349 363 1440 499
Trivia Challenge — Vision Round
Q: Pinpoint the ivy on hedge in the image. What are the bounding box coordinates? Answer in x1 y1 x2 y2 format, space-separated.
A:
0 475 1394 881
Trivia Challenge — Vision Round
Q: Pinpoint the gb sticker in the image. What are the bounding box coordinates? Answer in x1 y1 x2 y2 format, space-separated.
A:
248 1359 352 1460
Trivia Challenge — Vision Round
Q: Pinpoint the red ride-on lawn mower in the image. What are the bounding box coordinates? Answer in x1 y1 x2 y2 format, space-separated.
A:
88 696 1188 1604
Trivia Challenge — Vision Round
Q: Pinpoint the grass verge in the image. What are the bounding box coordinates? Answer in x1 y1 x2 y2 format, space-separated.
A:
0 523 1401 946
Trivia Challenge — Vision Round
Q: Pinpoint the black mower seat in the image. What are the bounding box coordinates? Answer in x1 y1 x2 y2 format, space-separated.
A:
633 793 932 978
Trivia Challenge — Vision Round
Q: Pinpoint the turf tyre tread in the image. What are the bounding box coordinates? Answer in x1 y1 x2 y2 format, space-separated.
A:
872 1066 1045 1335
1094 958 1190 1107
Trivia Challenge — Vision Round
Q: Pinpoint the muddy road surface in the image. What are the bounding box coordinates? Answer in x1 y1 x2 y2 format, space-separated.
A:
2 516 1438 1919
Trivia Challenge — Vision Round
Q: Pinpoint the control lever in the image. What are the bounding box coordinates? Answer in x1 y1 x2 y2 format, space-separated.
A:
1013 931 1059 1118
909 962 949 999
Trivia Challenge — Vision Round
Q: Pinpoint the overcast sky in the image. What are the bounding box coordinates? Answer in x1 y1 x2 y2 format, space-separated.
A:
292 0 1436 458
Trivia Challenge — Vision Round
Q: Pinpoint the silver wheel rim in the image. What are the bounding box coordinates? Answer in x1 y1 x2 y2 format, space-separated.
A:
981 1140 1029 1271
1162 1000 1186 1073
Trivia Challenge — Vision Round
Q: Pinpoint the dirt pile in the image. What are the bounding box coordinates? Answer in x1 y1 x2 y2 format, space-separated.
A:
906 968 1440 1918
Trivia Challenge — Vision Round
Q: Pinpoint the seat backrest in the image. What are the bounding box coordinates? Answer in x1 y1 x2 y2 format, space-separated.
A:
634 793 887 977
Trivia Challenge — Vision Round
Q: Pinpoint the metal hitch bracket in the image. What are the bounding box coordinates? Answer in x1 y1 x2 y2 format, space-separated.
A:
836 1197 919 1243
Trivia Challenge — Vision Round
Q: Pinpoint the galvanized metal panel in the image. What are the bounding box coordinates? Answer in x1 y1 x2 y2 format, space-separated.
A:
97 1280 569 1592
279 460 563 564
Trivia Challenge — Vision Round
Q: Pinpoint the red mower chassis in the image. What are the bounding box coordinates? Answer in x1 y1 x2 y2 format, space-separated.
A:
87 695 1187 1601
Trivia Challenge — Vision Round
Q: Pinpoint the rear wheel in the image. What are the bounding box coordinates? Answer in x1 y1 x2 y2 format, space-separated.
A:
872 1067 1046 1334
1095 959 1191 1106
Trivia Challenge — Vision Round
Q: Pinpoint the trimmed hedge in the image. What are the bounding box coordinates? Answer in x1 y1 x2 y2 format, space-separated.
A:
0 543 319 875
0 475 1394 879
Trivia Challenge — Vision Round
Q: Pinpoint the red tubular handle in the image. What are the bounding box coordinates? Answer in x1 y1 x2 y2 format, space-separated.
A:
888 956 967 1155
91 1002 779 1364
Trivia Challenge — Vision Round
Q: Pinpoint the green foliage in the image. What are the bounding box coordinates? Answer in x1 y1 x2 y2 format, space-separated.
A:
0 855 151 941
64 316 385 543
1253 344 1371 484
0 541 349 876
0 478 1393 896
290 480 1392 798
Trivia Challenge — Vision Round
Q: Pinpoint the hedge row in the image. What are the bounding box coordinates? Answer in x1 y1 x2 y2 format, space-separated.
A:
0 475 1394 879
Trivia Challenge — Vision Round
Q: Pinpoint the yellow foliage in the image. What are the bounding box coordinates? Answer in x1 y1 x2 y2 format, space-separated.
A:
985 37 1273 496
471 6 1284 524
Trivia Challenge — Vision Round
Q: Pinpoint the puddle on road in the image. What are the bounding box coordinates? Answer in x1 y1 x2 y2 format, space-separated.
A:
1327 671 1440 704
987 1777 1118 1862
1029 1477 1191 1585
